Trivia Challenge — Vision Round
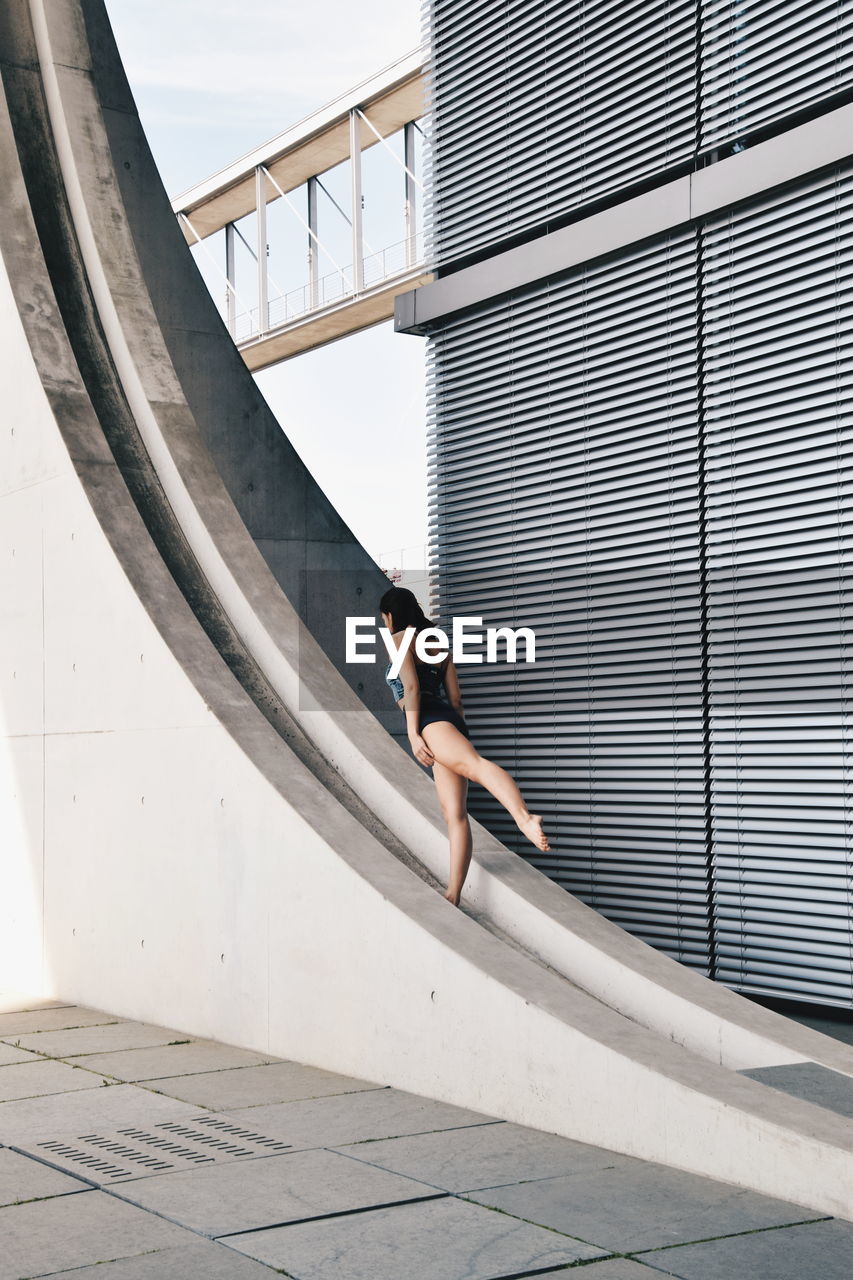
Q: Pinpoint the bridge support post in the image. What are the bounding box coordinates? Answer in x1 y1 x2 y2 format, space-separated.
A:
225 222 236 337
404 120 417 267
349 108 364 293
307 175 319 309
255 166 269 332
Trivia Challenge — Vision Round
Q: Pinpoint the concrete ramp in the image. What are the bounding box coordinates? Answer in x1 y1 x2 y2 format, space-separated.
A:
1 0 852 1219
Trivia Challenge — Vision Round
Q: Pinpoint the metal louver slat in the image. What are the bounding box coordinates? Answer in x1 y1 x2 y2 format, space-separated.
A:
700 0 853 148
424 0 697 265
422 0 853 268
428 231 710 969
701 165 853 1006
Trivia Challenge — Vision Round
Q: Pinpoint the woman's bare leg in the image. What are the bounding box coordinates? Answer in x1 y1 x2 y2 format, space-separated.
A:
422 722 550 853
432 761 472 905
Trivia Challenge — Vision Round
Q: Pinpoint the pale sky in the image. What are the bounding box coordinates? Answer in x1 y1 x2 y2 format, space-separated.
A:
104 0 428 568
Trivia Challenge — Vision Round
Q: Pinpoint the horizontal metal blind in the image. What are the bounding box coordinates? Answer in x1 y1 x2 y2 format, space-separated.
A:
424 0 697 266
702 166 853 1006
428 231 711 969
700 0 853 149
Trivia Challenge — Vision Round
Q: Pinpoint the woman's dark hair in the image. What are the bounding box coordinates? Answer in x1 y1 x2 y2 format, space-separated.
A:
379 585 433 635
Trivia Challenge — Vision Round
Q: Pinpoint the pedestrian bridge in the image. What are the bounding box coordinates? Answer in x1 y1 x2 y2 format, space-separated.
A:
171 49 433 368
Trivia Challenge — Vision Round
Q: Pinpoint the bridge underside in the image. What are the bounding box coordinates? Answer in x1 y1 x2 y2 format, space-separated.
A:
236 267 432 368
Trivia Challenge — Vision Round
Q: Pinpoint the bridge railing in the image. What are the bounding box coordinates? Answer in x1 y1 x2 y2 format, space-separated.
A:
232 231 425 343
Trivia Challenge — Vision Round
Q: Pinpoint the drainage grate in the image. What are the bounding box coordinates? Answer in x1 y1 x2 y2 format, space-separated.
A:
36 1137 175 1180
160 1116 292 1157
30 1114 292 1184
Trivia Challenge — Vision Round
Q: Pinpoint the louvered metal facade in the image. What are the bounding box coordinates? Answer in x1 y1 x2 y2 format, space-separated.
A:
425 0 853 268
700 0 853 149
424 0 698 265
429 234 712 968
422 1 853 1005
702 167 853 1007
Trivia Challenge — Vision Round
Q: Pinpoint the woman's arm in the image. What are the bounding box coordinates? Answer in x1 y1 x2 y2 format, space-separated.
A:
392 630 435 767
442 656 465 717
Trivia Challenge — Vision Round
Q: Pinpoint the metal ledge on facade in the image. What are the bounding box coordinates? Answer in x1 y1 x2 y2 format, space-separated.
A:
395 100 853 333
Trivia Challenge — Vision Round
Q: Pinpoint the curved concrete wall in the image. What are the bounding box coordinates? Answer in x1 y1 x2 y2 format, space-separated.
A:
1 0 852 1220
48 0 402 740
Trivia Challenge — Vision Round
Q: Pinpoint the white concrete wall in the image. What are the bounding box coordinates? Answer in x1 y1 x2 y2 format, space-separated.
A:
0 244 64 994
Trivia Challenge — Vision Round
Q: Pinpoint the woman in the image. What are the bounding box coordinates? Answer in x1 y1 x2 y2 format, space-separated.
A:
379 586 549 906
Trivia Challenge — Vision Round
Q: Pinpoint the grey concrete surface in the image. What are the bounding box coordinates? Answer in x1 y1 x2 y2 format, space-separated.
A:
0 1005 120 1038
223 1086 498 1150
536 1264 662 1279
740 1062 853 1119
37 1239 281 1279
776 1007 853 1049
143 1061 382 1111
5 1019 191 1058
224 1194 608 1278
1 998 850 1280
332 1120 631 1192
0 1081 204 1145
72 1039 277 1081
84 0 401 729
465 1161 816 1252
0 1043 38 1066
0 997 69 1015
638 1218 853 1279
116 1146 442 1237
0 1189 195 1280
0 1146 89 1205
0 1058 109 1100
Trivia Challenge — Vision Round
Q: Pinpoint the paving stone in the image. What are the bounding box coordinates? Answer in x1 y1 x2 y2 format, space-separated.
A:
333 1120 629 1192
36 1239 279 1278
0 1005 119 1038
0 1044 39 1066
525 1265 659 1279
145 1060 382 1110
0 1187 194 1279
71 1039 277 1081
466 1161 815 1253
222 1085 498 1151
225 1193 608 1278
6 1020 191 1059
0 1146 90 1205
638 1218 853 1280
117 1145 441 1237
740 1061 853 1120
0 1082 205 1145
0 1058 108 1102
0 996 70 1016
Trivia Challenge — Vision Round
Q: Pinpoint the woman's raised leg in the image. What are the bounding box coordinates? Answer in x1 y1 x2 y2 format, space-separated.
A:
432 760 472 905
422 721 549 853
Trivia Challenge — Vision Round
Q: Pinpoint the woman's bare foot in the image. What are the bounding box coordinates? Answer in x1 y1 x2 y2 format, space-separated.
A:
517 813 550 852
444 887 462 906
